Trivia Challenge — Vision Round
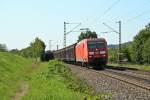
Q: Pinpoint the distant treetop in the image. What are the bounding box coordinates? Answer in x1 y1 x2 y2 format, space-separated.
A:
0 43 7 52
78 31 97 42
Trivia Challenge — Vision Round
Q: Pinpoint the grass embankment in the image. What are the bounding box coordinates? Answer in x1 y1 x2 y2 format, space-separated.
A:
0 52 110 100
108 63 150 71
23 60 111 100
0 52 32 99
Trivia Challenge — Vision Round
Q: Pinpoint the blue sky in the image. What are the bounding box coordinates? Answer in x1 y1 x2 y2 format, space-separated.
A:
0 0 150 50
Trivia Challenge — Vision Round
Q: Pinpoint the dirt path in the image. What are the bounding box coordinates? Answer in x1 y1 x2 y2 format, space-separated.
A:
13 82 29 100
12 62 40 100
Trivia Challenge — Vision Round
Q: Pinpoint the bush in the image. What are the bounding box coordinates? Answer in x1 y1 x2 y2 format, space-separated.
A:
132 24 150 64
47 60 93 94
0 43 7 52
108 48 118 63
40 51 54 61
142 38 150 64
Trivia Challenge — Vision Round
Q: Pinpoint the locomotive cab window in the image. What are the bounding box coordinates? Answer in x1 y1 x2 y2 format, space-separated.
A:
88 41 105 49
96 42 105 48
88 42 96 49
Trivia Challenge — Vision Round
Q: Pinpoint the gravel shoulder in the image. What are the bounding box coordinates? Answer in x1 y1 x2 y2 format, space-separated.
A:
67 64 150 100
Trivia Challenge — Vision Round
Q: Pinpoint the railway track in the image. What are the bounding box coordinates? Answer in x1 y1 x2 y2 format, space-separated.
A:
95 69 150 91
107 66 150 78
104 69 150 84
125 69 150 78
69 64 150 91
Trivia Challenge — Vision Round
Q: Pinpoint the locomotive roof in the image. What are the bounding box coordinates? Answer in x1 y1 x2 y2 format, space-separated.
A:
87 38 106 42
76 38 106 46
78 38 106 43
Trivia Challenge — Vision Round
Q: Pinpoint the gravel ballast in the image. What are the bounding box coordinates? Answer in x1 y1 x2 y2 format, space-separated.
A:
67 64 150 100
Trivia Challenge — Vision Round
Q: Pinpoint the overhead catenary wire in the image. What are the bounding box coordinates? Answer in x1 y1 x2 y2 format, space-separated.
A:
66 23 81 35
125 9 150 24
120 0 150 23
89 0 121 27
119 0 150 20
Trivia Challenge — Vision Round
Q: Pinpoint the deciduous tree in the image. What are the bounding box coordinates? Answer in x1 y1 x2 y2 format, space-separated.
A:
30 37 46 61
78 31 97 42
133 23 150 64
0 43 7 52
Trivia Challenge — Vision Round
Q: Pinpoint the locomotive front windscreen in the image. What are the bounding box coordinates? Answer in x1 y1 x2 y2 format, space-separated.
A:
88 41 105 49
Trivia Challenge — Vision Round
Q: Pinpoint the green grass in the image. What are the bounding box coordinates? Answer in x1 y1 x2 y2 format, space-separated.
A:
22 61 89 100
22 60 111 100
108 63 150 71
0 52 32 100
0 52 111 100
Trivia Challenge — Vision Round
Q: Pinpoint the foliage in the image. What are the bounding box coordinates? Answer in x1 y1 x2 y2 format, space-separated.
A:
23 61 90 100
40 51 54 61
0 52 110 99
12 37 46 60
108 23 150 65
0 43 7 52
9 49 19 54
127 44 136 63
23 60 110 100
108 48 118 63
47 60 93 94
20 47 33 58
108 42 134 63
132 24 150 64
30 37 46 60
142 38 150 64
78 31 97 42
121 42 133 62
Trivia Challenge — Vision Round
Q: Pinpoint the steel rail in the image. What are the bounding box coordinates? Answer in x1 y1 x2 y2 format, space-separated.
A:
68 64 150 91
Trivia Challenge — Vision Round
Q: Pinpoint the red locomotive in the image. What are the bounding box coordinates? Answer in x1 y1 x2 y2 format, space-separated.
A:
54 38 108 68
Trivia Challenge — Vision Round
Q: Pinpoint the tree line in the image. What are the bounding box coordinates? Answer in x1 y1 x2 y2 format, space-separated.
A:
0 43 7 52
109 23 150 64
1 23 150 64
10 37 46 61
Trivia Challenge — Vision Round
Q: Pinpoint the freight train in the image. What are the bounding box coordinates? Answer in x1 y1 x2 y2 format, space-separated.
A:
53 38 108 68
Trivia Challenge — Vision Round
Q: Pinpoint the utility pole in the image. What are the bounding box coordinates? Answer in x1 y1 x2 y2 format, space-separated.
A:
63 22 81 48
49 40 52 51
64 22 67 48
103 21 122 64
57 45 59 50
117 21 121 64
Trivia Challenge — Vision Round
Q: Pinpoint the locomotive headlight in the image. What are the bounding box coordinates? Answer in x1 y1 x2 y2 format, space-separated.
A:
100 51 106 54
89 52 94 55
